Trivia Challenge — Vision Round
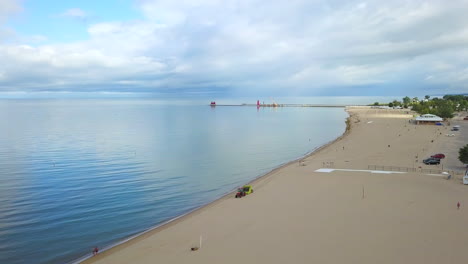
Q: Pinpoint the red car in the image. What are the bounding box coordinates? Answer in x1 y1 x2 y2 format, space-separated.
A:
431 153 445 159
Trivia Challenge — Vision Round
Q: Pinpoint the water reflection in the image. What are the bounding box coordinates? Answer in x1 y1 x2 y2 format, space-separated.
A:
0 99 347 264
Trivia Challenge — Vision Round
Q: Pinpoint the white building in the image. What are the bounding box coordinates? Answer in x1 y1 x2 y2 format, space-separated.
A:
415 114 443 125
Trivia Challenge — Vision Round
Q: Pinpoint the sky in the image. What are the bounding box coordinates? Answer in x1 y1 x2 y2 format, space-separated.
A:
0 0 468 97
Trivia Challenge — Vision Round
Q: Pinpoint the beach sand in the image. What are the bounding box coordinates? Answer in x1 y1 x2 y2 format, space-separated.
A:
83 108 468 264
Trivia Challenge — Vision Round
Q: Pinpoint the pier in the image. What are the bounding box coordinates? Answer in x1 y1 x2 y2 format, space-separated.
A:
210 103 354 108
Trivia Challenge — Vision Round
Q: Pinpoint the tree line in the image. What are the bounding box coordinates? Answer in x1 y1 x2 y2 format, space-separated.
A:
372 94 468 119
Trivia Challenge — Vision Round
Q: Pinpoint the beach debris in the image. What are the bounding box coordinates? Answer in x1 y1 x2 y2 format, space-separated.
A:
191 247 199 251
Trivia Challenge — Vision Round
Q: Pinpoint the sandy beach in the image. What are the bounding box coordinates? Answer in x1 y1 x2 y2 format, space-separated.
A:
83 107 468 264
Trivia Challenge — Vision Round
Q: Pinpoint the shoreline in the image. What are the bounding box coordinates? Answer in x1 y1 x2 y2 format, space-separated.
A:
83 107 468 264
74 109 353 264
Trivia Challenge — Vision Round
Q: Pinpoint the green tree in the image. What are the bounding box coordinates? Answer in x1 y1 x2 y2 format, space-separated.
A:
398 94 466 115
460 101 468 111
444 95 466 101
459 144 468 164
373 102 379 106
434 100 455 119
403 96 411 105
411 104 424 113
436 107 454 119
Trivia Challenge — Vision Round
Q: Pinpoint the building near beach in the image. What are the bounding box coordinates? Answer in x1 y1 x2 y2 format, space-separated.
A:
415 114 443 125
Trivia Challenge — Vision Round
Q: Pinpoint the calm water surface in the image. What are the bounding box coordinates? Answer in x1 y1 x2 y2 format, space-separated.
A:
0 99 347 264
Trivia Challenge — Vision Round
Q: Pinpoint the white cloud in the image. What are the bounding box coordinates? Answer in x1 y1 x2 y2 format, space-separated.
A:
60 8 88 20
0 0 22 22
0 43 166 84
1 0 468 95
0 0 22 43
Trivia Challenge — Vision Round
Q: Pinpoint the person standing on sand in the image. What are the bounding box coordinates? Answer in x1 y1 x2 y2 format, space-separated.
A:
457 202 461 210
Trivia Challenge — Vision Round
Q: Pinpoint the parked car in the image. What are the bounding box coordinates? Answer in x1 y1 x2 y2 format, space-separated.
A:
423 158 440 165
431 153 446 159
464 117 468 120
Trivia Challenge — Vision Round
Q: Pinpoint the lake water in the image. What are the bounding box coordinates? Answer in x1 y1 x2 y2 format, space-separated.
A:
0 99 348 264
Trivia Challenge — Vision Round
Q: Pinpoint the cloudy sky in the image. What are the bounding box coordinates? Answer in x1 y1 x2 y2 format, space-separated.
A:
1 0 468 97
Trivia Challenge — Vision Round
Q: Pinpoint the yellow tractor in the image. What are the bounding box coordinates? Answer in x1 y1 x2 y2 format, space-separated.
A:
235 185 253 198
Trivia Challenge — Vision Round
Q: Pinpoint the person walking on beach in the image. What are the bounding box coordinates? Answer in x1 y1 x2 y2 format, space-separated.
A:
93 247 99 256
457 202 461 210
